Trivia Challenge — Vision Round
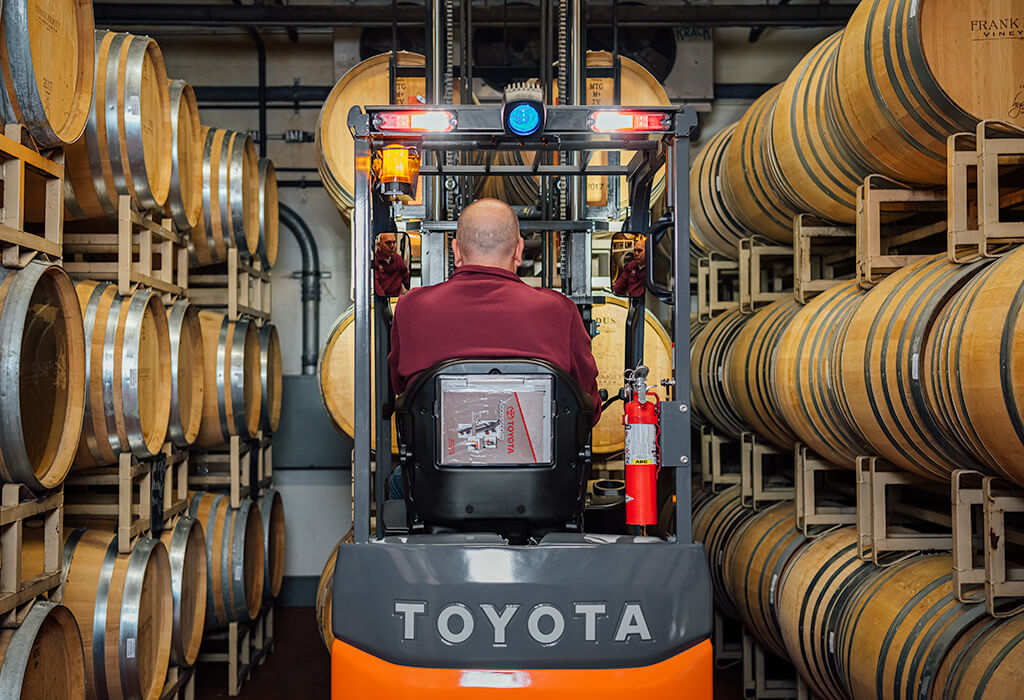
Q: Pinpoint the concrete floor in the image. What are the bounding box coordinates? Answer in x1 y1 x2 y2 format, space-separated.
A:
196 607 743 699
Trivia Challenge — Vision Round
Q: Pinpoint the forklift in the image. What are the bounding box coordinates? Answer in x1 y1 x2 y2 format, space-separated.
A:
326 2 712 695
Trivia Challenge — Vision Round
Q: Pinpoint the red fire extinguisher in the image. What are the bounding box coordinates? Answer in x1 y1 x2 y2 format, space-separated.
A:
623 368 660 526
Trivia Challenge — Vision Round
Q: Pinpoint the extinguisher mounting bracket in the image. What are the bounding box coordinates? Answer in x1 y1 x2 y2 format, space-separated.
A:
657 400 691 468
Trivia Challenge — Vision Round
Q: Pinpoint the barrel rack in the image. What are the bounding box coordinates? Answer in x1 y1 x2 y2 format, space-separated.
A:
196 603 275 697
190 246 271 322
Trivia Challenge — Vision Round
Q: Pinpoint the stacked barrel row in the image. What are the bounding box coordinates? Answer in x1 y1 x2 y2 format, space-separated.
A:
693 488 1024 700
689 0 1024 256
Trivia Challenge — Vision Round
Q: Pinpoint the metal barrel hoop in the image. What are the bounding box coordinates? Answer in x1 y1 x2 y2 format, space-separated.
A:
101 32 131 214
229 317 253 438
167 79 191 230
120 536 160 697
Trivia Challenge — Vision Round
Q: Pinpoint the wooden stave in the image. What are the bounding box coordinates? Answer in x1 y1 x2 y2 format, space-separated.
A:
0 0 96 148
166 300 205 449
159 515 207 668
257 158 279 268
196 311 262 447
0 600 85 700
690 307 750 440
60 528 173 700
692 486 758 621
188 492 265 628
258 322 282 434
259 487 286 599
165 79 202 230
316 528 354 651
64 31 172 219
689 124 749 258
720 84 801 244
774 280 871 468
74 281 172 468
772 31 870 225
932 612 1024 699
0 262 85 492
724 298 801 450
830 0 1020 187
722 501 809 658
841 254 990 481
832 554 985 700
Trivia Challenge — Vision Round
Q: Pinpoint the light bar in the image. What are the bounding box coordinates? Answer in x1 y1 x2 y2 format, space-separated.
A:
589 110 671 133
374 110 456 133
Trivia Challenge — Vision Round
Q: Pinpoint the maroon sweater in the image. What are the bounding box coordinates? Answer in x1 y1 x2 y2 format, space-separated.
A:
374 251 410 297
612 260 646 297
388 264 602 423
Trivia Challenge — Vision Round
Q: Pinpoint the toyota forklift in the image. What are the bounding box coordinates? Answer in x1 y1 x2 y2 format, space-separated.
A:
326 6 712 694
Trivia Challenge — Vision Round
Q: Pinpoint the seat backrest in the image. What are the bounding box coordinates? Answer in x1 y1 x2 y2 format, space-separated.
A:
394 359 593 536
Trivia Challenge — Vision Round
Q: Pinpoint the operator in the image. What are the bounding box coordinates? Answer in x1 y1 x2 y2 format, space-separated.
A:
388 197 602 420
373 232 410 297
612 235 646 298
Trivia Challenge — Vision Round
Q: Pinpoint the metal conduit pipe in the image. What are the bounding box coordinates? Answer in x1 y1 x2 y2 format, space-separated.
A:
279 202 322 375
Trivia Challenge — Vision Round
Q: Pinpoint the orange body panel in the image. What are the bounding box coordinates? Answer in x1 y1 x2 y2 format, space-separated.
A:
331 638 713 699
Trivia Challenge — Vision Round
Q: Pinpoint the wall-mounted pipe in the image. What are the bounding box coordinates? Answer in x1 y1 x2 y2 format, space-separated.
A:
279 203 322 375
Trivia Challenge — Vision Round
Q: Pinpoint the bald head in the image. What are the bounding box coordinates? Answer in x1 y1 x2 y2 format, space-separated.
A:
453 199 523 271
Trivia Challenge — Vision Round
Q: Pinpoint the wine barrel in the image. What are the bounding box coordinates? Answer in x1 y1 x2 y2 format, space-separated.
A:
724 298 801 450
692 486 758 621
0 262 85 492
159 515 207 667
720 84 801 244
188 492 265 628
60 529 173 700
929 246 1024 487
691 307 750 439
723 502 809 658
772 32 869 224
75 281 172 468
64 31 172 219
218 129 259 256
690 124 749 258
258 323 282 434
832 554 985 700
689 224 714 273
317 52 426 215
316 528 353 651
190 127 227 265
777 528 877 700
165 80 202 230
841 254 990 481
0 0 95 148
831 0 1024 187
258 487 286 599
0 600 85 699
257 158 279 268
196 311 262 447
933 612 1024 699
774 281 871 468
166 300 204 449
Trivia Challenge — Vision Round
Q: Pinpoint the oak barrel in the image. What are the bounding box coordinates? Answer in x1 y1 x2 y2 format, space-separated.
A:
64 31 172 218
722 501 809 658
690 307 750 440
720 84 801 244
0 601 85 699
159 515 207 667
258 322 282 434
60 528 173 700
841 254 989 481
692 486 758 621
315 528 353 651
188 492 265 628
166 300 205 449
832 554 985 700
258 487 286 599
724 298 801 450
933 612 1024 699
165 79 202 230
690 124 749 258
831 0 1024 186
0 0 95 148
75 281 172 467
257 158 279 268
196 311 262 447
0 262 85 492
772 31 869 224
774 280 870 468
190 127 227 265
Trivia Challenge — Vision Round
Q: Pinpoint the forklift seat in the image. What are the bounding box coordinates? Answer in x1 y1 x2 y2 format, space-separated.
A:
393 358 593 537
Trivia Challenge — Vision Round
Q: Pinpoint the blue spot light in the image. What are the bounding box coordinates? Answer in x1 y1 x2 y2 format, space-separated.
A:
507 103 542 136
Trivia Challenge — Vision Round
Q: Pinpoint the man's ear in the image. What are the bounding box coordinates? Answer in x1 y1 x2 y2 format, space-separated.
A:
452 238 463 267
513 237 525 268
